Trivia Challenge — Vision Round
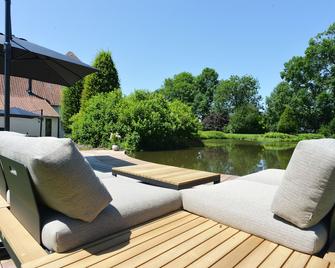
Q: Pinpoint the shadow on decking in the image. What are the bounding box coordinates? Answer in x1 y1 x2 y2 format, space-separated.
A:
85 155 136 173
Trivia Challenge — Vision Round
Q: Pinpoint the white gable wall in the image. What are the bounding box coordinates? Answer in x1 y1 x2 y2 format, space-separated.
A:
0 116 59 137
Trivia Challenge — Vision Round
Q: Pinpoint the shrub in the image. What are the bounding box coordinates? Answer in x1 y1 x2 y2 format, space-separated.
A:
226 105 264 134
263 132 295 139
116 91 200 151
296 133 324 140
202 112 229 131
71 90 200 151
71 90 122 147
198 130 227 139
319 117 335 137
319 124 332 137
277 106 299 134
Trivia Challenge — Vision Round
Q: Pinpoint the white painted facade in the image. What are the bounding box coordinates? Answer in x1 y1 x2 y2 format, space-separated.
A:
0 116 59 137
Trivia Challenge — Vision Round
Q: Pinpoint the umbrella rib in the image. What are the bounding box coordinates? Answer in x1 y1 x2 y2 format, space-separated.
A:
11 39 29 51
47 57 84 81
41 58 69 85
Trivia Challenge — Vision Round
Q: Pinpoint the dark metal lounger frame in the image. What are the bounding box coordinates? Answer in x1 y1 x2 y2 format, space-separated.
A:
0 155 43 266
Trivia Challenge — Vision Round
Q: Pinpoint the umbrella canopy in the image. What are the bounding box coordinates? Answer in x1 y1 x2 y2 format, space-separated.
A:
1 0 96 131
0 33 96 86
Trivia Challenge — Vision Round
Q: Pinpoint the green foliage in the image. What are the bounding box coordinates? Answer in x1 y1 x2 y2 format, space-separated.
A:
81 50 120 105
193 68 219 119
266 23 335 132
226 105 264 134
160 72 196 106
265 82 294 131
263 132 295 139
71 90 200 151
319 117 335 136
213 75 262 114
60 80 83 133
159 68 219 119
199 131 324 142
71 90 122 148
296 133 324 140
277 106 299 134
116 91 200 151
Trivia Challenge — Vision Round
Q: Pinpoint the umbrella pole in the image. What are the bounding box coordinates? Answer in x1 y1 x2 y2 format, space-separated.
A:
4 0 12 131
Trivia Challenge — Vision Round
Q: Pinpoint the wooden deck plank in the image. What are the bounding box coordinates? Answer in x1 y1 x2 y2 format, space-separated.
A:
235 240 278 268
162 227 239 268
258 245 293 268
65 216 207 268
324 240 335 265
23 211 192 268
0 208 47 265
21 211 331 268
0 196 8 209
0 259 16 268
305 256 330 268
113 164 171 173
211 235 264 268
138 224 228 268
108 220 218 268
146 169 197 179
282 251 311 268
186 231 250 268
112 163 219 188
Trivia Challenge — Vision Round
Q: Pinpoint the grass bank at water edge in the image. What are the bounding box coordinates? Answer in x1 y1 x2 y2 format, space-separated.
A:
199 131 325 142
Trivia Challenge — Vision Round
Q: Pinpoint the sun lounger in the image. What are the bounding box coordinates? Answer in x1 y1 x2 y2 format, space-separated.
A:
0 133 335 267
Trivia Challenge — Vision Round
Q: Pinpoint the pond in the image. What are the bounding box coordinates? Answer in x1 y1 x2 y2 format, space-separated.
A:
133 139 297 176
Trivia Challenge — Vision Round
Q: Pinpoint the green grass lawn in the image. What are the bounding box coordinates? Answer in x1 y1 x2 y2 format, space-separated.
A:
199 131 325 142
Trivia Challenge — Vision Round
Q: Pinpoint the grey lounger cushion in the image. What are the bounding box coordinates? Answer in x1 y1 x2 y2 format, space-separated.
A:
182 180 327 254
0 136 112 222
272 139 335 228
0 131 26 137
238 169 284 186
41 179 182 252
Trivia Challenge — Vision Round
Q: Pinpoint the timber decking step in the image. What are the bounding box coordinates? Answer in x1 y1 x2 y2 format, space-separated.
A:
22 211 331 268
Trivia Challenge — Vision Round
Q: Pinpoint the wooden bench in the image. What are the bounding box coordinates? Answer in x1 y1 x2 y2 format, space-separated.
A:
112 163 221 190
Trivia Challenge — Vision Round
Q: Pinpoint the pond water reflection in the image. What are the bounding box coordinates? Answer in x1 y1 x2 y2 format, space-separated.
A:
133 139 296 176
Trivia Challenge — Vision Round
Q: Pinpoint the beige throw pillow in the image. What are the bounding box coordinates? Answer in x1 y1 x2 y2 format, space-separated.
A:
0 136 112 222
271 139 335 228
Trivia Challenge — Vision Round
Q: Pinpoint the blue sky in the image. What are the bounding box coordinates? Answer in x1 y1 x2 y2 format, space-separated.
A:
1 0 334 98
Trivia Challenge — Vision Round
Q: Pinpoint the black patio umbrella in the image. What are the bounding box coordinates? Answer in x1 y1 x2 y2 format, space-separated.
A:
1 0 96 130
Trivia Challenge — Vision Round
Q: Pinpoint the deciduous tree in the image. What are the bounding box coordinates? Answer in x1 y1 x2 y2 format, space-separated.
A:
213 75 262 114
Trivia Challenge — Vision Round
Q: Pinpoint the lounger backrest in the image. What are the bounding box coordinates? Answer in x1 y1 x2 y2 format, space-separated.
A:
0 155 41 244
0 163 7 199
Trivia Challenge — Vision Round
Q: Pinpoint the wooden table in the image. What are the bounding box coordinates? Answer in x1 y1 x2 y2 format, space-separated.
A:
112 163 220 190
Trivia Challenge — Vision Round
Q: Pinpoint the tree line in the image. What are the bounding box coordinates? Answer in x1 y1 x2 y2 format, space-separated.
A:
158 22 335 135
61 22 335 150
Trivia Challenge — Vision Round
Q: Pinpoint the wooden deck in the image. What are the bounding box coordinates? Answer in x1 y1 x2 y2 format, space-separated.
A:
112 163 221 189
22 211 331 268
0 198 8 209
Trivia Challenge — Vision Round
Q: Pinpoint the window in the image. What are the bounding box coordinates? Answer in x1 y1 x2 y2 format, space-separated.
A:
45 119 52 136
